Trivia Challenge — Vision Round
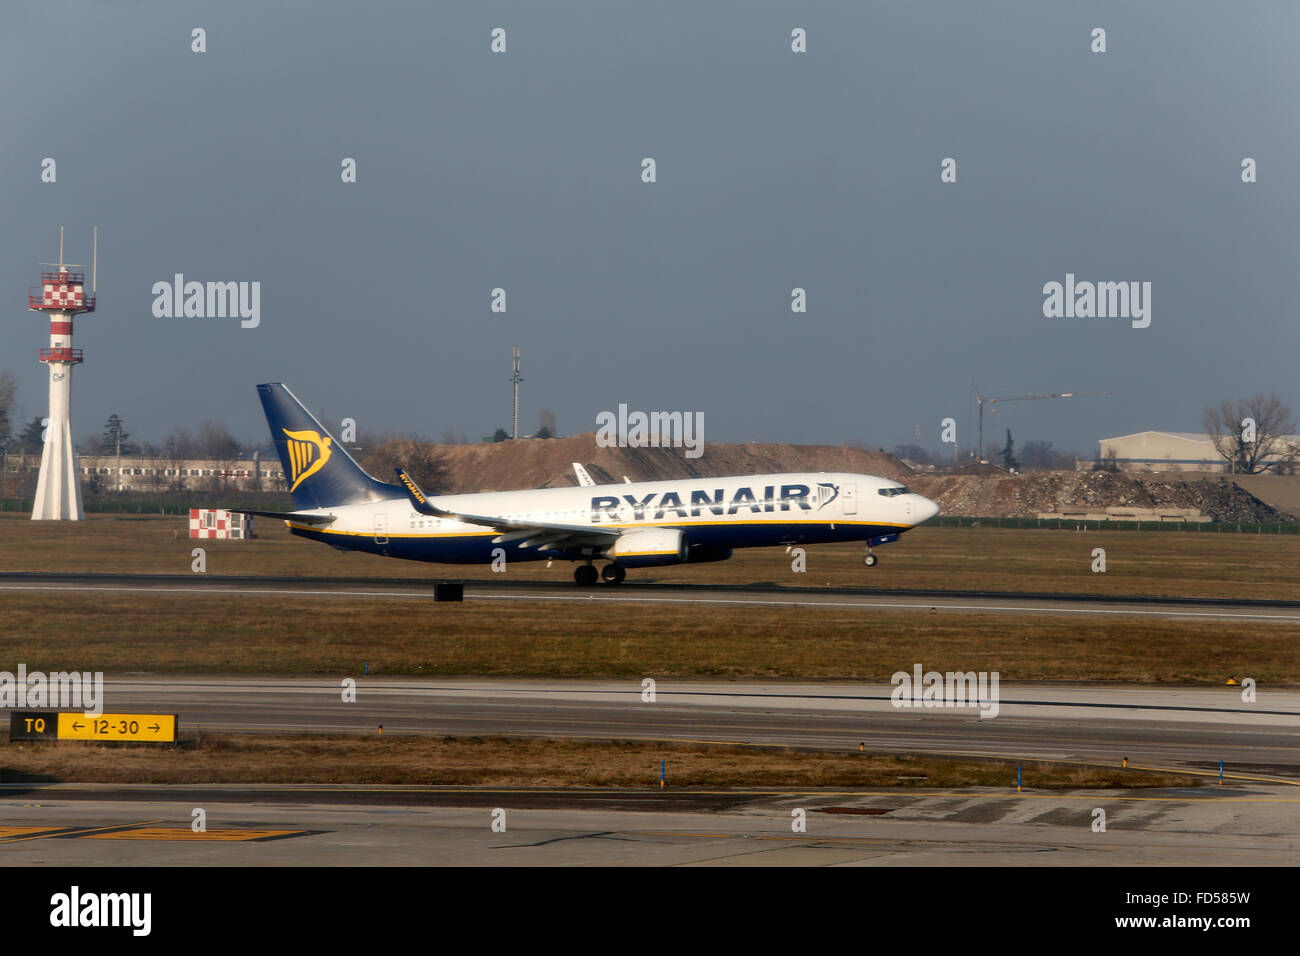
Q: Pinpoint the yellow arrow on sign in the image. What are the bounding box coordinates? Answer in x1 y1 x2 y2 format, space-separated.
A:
56 713 177 743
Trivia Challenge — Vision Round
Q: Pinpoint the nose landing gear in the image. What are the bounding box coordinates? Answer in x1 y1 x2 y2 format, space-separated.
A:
863 550 878 567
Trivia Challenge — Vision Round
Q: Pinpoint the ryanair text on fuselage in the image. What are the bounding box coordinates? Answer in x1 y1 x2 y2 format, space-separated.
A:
590 483 825 522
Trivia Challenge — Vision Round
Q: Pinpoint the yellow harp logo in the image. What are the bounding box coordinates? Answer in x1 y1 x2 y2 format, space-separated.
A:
283 428 333 491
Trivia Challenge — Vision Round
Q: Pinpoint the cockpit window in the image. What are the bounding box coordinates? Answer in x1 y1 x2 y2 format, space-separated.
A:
877 485 909 497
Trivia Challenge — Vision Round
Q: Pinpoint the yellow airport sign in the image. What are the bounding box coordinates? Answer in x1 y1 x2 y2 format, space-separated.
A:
56 713 177 743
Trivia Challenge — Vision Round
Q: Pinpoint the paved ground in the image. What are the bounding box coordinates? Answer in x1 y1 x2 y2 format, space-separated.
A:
4 677 1296 866
66 677 1300 779
1 784 1294 866
4 572 1300 621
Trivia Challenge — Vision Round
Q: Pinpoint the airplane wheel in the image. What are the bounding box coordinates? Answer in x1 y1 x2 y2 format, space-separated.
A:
863 553 878 567
601 564 626 584
574 564 599 586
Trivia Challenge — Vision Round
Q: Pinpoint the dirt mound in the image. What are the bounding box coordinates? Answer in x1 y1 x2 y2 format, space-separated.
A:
412 438 1285 522
429 435 910 493
908 471 1289 523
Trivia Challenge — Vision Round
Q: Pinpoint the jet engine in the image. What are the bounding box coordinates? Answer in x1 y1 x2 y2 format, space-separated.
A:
609 528 689 567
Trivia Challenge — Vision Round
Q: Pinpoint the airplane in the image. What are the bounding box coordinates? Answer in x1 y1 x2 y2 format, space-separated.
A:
241 383 941 585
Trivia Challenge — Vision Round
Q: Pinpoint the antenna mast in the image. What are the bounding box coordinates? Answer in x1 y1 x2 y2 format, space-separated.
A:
511 347 522 440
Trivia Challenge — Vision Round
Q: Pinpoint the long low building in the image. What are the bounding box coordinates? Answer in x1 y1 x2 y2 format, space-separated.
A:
1 453 288 493
1097 431 1299 473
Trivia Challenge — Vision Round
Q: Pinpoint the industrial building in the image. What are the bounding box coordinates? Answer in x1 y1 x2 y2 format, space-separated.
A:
1 453 286 494
1097 431 1300 473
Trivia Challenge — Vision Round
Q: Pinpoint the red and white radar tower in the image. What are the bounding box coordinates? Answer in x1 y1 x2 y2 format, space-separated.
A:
26 226 97 520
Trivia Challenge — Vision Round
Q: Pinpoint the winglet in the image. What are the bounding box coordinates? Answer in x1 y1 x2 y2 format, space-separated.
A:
395 467 442 517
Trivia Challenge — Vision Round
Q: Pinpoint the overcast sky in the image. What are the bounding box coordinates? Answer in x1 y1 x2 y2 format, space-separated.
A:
3 1 1297 459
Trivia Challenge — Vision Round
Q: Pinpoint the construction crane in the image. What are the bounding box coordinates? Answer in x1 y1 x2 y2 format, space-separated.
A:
972 383 1111 465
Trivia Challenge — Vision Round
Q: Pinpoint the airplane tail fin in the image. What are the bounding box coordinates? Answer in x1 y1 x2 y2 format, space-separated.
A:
257 383 402 510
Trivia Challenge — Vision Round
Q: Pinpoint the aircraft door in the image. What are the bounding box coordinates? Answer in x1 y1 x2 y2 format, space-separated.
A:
842 483 857 515
374 513 388 545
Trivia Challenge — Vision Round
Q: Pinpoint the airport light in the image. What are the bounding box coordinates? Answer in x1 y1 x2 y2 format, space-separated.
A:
27 226 98 520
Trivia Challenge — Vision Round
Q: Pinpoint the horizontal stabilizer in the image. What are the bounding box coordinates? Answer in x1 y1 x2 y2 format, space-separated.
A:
232 509 336 527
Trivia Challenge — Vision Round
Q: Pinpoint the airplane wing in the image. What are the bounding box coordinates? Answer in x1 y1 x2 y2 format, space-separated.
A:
572 463 595 487
395 467 618 551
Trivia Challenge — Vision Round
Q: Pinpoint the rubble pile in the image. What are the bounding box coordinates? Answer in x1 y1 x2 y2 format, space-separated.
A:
908 471 1290 523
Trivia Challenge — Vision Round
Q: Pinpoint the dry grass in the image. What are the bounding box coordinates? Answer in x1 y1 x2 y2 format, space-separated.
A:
1 515 1297 682
0 734 1191 789
0 591 1294 682
1 513 1298 600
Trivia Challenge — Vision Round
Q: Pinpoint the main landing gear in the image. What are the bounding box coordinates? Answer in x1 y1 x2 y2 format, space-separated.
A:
573 563 626 585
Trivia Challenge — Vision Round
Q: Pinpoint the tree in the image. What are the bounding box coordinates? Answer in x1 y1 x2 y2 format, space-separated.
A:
1203 394 1298 474
538 408 557 439
1020 440 1070 471
101 413 133 455
163 428 195 460
492 427 509 443
1000 429 1020 471
193 420 241 460
0 371 16 450
156 429 192 489
360 437 449 493
17 417 46 454
1093 447 1119 472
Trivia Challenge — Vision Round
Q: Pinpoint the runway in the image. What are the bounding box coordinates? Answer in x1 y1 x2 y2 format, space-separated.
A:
4 677 1297 866
5 578 1298 863
44 677 1300 778
3 571 1300 621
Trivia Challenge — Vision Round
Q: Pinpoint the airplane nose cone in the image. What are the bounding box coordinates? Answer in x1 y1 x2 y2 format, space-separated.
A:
912 494 940 525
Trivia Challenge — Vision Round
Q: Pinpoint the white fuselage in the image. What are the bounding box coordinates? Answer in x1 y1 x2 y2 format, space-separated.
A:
285 471 939 565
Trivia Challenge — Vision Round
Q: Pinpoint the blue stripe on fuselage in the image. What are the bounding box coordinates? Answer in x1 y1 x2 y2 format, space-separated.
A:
286 520 909 564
